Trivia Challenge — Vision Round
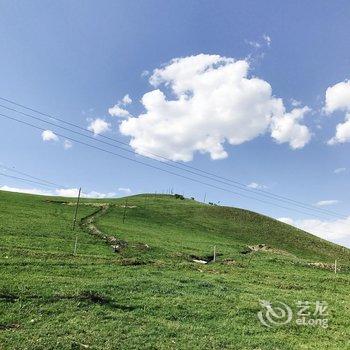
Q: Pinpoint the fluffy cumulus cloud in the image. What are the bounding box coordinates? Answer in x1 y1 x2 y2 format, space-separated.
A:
324 81 350 113
118 54 312 162
108 94 132 118
270 106 311 149
108 105 131 118
41 132 74 150
0 185 117 198
325 80 350 145
328 121 350 145
87 118 110 135
41 130 58 142
278 216 350 248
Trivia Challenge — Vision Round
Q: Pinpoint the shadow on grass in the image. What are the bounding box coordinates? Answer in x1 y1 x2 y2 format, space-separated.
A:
0 290 137 312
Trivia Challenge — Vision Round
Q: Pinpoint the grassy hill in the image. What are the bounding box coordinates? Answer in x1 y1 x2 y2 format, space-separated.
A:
0 190 349 349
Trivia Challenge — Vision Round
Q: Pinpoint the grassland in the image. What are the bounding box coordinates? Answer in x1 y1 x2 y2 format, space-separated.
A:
0 190 349 349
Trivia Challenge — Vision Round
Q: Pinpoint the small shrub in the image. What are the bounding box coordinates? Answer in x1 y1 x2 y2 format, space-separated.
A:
174 194 185 200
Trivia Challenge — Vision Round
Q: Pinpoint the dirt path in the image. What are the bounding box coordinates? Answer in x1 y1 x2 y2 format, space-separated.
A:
79 204 128 252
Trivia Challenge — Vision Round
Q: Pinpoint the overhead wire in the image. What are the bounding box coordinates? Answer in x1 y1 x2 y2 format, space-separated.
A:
0 164 68 189
0 172 59 189
0 98 346 219
0 111 345 220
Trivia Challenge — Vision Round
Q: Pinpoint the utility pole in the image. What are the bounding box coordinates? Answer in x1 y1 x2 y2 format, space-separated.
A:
213 245 216 262
334 260 337 274
72 187 81 230
122 199 128 223
203 193 206 203
72 188 81 256
73 236 78 255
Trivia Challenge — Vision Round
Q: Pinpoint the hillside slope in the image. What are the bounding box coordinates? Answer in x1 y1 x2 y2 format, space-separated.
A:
0 190 349 349
97 194 349 263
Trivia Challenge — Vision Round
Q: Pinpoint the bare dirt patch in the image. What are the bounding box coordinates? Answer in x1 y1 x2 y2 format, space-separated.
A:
308 262 339 271
79 205 149 254
241 244 292 256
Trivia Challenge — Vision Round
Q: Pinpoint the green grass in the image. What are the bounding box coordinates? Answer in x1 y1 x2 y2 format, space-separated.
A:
0 191 349 349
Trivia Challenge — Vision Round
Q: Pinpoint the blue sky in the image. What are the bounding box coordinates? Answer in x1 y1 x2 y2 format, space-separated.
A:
1 1 350 246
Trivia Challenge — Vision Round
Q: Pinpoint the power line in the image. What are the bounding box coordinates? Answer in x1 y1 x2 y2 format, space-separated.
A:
0 164 68 189
0 111 345 220
0 100 341 217
1 110 345 220
0 172 59 189
0 99 346 219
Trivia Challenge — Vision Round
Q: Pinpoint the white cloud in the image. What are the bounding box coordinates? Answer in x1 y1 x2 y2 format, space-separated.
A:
278 217 294 225
63 140 73 150
245 34 271 49
328 118 350 145
54 188 80 197
0 185 51 196
119 54 312 161
334 167 346 174
263 34 271 46
247 182 267 189
290 98 302 107
87 118 110 135
325 80 350 144
83 191 117 198
0 185 117 198
121 94 132 105
315 200 339 207
108 105 131 118
118 187 132 194
108 94 133 118
42 130 58 142
41 132 73 150
270 106 312 149
245 40 261 49
325 80 350 113
278 216 350 248
56 188 117 198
